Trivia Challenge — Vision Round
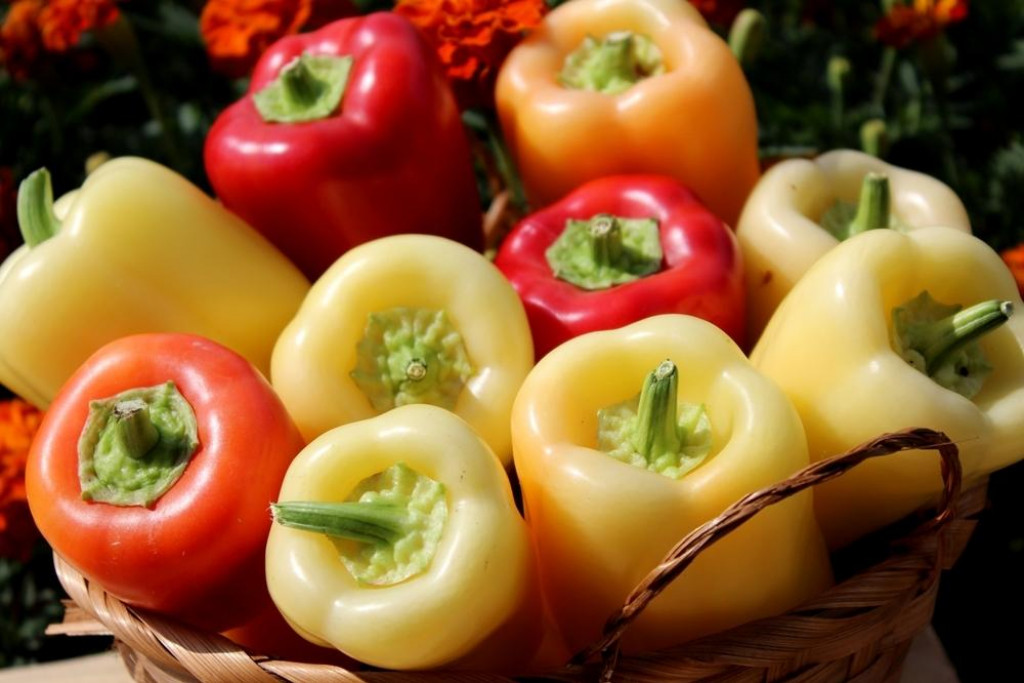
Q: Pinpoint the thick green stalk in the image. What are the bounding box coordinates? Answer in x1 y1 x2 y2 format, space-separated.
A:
918 300 1013 375
16 168 62 247
271 501 410 546
631 360 682 461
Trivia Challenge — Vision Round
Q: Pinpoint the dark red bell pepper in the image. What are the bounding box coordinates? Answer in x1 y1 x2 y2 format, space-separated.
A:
204 12 483 279
494 175 745 359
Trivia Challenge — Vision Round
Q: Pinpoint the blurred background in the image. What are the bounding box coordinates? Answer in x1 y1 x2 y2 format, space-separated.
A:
1 1 1022 680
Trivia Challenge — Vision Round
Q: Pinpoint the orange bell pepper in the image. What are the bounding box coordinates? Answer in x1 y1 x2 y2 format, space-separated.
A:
495 0 760 226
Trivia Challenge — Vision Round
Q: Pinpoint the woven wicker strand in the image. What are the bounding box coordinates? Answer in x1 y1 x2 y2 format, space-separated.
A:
49 427 982 683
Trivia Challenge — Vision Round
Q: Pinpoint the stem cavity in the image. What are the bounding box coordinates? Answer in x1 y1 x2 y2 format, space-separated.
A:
560 32 665 95
545 213 662 290
820 172 899 240
892 291 1013 399
273 463 448 586
253 53 354 124
597 360 712 479
350 308 474 412
78 382 199 508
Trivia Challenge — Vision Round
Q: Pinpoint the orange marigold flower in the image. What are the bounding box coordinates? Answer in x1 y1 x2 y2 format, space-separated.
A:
394 0 547 110
200 1 353 79
37 0 122 53
1001 243 1024 298
0 398 43 562
875 0 968 50
0 0 44 80
689 0 743 26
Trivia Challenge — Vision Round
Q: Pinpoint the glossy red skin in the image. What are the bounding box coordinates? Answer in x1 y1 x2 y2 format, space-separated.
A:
204 12 483 279
494 175 746 360
26 334 305 633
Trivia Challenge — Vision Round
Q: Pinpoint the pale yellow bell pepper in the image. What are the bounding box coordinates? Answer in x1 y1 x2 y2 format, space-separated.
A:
271 234 533 465
736 150 971 345
751 227 1024 549
266 404 542 671
0 158 310 408
511 314 832 655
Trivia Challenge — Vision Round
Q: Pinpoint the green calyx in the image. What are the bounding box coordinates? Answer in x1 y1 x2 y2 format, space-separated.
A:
351 307 474 412
253 52 353 123
597 360 712 479
560 32 665 95
892 291 1013 399
17 168 63 247
821 173 903 240
78 382 199 508
272 462 447 586
546 213 663 290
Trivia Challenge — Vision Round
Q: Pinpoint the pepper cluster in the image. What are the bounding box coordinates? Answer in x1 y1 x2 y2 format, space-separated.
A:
1 0 1022 677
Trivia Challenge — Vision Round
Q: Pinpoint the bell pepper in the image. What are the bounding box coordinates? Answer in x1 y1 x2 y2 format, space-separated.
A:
266 403 542 671
494 174 744 359
511 314 832 654
751 227 1024 549
0 158 310 409
204 12 483 280
737 149 971 345
272 234 533 465
25 333 305 633
495 0 760 227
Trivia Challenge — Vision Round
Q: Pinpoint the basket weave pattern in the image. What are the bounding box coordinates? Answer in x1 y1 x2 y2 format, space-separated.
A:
50 428 986 683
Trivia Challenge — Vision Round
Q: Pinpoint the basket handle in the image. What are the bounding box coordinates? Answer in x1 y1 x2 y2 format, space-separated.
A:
569 427 963 682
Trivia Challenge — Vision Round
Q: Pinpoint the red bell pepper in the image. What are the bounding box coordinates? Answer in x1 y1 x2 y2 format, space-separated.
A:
25 333 305 634
204 12 483 279
494 175 745 359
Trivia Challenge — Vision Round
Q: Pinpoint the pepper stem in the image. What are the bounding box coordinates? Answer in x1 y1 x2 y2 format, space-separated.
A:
253 53 353 124
631 360 682 461
919 300 1013 374
848 173 891 236
559 32 665 95
112 399 160 459
17 168 62 247
590 215 624 267
729 9 767 66
271 501 410 546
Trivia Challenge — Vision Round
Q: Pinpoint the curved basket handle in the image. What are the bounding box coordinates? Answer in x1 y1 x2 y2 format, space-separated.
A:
570 427 963 682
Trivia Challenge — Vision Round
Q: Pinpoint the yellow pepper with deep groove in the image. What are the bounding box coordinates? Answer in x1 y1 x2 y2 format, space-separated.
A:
271 233 533 465
0 158 310 408
751 227 1024 549
266 404 543 672
511 314 832 654
737 149 971 344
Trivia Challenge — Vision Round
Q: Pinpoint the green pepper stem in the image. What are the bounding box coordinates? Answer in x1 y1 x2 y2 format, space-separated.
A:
728 9 767 66
848 172 891 236
590 215 624 268
16 168 62 247
271 501 411 546
920 300 1013 374
631 360 682 461
560 32 665 95
112 399 160 459
861 119 889 158
279 56 324 108
406 359 427 381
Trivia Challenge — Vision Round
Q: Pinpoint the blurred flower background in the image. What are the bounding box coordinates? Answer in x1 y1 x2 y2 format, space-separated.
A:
1 0 1022 678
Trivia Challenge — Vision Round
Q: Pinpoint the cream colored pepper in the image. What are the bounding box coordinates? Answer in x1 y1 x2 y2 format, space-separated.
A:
737 150 971 346
0 159 310 408
751 227 1024 549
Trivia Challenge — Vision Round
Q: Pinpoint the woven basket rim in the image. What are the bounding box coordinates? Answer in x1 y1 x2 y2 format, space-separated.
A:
50 427 984 683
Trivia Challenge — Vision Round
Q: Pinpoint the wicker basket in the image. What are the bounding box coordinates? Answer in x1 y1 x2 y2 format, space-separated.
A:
49 428 986 683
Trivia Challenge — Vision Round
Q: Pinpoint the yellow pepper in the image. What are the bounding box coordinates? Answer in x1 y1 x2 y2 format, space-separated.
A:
0 158 310 408
495 0 760 227
751 227 1024 549
266 404 542 671
271 234 533 465
737 149 971 344
511 314 832 654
